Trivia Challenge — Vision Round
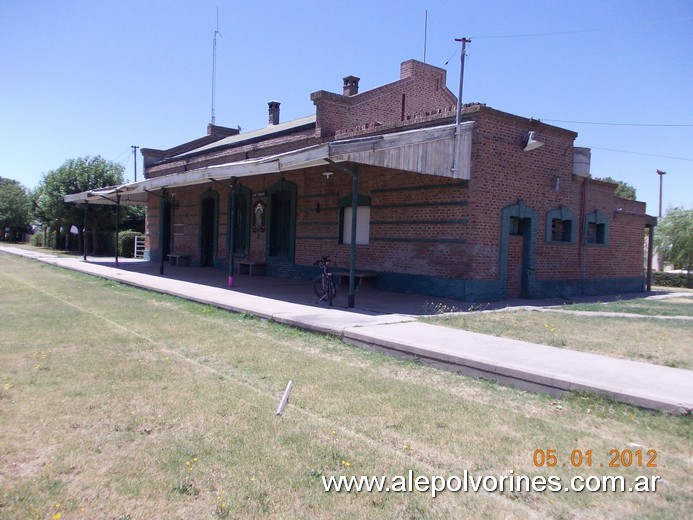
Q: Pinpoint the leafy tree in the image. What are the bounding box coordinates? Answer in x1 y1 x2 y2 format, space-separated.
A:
595 176 637 200
655 207 693 284
33 156 124 254
0 176 20 187
0 180 31 242
121 205 146 233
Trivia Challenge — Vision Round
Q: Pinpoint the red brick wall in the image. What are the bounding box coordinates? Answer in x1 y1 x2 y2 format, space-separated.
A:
463 110 648 284
312 60 457 137
293 165 470 278
142 60 649 293
462 112 574 279
144 109 649 283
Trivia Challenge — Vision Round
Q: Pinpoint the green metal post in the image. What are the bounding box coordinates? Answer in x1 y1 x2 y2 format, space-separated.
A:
348 164 360 308
83 202 88 261
228 178 237 287
115 194 121 267
159 188 167 275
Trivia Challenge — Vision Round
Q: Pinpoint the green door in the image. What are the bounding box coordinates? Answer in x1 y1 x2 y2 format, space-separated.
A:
200 195 216 267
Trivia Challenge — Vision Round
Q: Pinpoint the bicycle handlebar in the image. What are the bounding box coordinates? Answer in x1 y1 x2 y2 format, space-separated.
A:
313 255 331 267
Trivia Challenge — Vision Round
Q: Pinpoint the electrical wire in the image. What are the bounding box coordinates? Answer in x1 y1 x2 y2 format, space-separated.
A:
588 147 693 162
110 147 132 164
543 119 693 128
469 16 693 40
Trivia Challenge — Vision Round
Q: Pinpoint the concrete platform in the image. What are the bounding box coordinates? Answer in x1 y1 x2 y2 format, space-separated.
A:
3 246 691 414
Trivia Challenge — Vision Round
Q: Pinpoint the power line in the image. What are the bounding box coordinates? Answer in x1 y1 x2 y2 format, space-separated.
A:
443 45 461 66
442 16 691 66
469 16 693 40
543 119 693 128
110 147 132 164
470 27 607 39
588 146 693 162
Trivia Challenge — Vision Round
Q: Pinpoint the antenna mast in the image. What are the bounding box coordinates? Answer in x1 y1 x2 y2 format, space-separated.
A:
211 7 222 125
423 10 428 63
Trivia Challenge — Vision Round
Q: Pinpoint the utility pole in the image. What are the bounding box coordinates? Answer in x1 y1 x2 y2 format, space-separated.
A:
657 169 666 218
132 145 139 182
451 37 470 178
454 38 470 125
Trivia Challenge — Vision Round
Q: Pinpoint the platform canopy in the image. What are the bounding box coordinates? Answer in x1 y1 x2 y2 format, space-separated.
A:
65 122 473 206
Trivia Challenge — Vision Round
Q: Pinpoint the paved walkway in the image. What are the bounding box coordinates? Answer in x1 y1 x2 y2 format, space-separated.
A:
2 246 691 414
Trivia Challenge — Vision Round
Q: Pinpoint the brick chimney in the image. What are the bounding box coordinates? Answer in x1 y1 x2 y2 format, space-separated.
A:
268 101 280 125
343 75 360 96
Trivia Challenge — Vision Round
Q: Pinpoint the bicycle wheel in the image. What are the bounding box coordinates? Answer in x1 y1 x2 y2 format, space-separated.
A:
313 275 325 299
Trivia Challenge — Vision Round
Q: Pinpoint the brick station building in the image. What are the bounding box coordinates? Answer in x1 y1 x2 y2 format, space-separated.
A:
68 59 656 301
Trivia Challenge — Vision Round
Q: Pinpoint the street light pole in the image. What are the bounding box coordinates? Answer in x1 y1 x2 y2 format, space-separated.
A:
657 169 666 218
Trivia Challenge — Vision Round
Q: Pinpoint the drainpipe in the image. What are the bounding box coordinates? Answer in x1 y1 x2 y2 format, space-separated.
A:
578 177 589 296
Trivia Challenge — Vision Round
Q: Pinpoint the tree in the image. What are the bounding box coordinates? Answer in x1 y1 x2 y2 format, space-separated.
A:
33 156 124 254
120 205 146 233
0 180 31 242
655 207 693 283
0 176 20 187
595 176 637 200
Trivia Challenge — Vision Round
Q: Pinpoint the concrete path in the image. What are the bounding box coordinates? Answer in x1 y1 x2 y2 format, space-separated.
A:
3 246 691 414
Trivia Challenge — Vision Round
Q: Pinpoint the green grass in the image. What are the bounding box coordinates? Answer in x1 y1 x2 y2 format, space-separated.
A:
425 307 693 370
1 252 692 519
563 296 693 317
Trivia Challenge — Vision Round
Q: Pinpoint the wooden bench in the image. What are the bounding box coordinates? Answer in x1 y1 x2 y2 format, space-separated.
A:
236 260 266 276
167 253 191 267
332 270 378 290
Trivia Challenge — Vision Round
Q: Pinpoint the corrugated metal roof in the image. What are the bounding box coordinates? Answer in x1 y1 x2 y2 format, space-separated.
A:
65 122 473 206
174 114 316 157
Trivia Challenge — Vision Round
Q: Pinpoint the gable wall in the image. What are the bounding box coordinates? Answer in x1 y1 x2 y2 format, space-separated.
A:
312 60 457 137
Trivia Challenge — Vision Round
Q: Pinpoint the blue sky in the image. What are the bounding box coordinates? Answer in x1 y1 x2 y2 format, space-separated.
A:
1 0 691 215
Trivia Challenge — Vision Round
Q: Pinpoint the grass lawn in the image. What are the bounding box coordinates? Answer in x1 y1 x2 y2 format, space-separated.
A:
1 253 691 519
562 295 693 318
425 303 693 370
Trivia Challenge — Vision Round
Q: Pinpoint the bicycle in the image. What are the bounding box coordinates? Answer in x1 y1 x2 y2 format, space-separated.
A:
313 256 337 305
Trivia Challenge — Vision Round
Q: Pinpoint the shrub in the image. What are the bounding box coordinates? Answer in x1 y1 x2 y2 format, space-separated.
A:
652 271 692 288
31 233 44 247
118 230 143 258
45 230 57 248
